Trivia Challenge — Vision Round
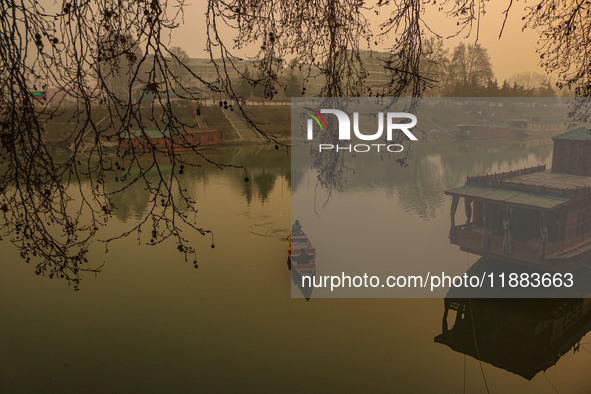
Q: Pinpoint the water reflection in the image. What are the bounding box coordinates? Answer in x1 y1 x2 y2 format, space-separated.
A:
0 133 560 293
0 145 291 288
253 169 276 203
435 296 591 380
4 141 591 392
294 98 569 209
434 255 591 380
291 136 555 298
293 137 553 221
109 146 290 219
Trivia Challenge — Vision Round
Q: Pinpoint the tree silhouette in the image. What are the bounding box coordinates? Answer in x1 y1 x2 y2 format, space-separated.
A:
168 47 190 93
0 0 244 288
446 43 494 94
523 0 591 120
237 67 253 99
1 0 590 288
284 71 302 98
525 0 591 99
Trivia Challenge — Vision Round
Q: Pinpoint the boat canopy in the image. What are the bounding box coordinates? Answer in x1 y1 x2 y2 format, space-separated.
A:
552 127 591 141
445 184 569 210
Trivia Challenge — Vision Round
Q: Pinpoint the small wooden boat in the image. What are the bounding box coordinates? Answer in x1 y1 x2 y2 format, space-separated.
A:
288 220 316 283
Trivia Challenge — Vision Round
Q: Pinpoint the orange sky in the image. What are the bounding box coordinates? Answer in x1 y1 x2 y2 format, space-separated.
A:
170 0 545 81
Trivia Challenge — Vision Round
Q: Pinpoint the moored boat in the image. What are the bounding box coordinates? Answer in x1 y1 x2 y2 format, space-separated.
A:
288 220 316 299
456 124 513 139
445 127 591 270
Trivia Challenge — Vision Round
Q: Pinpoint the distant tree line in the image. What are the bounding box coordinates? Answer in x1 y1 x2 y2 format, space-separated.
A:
233 40 557 99
417 41 556 97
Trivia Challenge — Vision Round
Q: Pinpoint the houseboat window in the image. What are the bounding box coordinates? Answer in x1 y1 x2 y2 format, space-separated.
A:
208 135 214 142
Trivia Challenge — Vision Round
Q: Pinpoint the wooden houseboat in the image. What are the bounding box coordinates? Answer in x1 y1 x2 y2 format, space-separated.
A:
119 127 224 153
445 127 591 270
509 117 568 136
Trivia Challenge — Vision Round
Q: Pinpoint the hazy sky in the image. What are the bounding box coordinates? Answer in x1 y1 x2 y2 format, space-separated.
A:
434 1 544 81
170 0 544 81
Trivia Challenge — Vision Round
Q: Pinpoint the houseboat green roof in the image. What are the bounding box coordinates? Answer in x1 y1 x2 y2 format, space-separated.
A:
552 127 591 141
445 184 569 209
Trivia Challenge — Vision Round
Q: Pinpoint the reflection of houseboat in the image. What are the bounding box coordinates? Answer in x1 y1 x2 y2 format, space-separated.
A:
119 127 224 152
456 124 513 139
445 127 591 270
435 297 591 380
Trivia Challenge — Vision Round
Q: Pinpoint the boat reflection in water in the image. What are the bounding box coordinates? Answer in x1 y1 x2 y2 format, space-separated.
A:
288 220 316 300
434 259 591 380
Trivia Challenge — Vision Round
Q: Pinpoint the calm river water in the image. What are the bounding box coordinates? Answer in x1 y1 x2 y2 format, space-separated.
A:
1 137 590 393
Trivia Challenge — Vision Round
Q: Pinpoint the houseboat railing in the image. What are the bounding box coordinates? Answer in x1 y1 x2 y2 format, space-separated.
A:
466 164 546 185
466 164 591 196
